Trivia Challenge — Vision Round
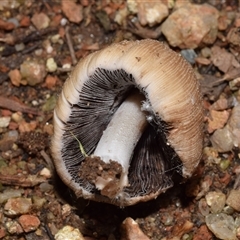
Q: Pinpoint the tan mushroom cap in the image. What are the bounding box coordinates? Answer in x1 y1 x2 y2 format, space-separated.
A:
52 39 203 204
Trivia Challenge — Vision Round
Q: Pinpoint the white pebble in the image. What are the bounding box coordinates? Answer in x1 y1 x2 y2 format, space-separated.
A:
55 226 84 240
206 213 237 240
60 18 68 26
46 58 57 72
0 116 11 128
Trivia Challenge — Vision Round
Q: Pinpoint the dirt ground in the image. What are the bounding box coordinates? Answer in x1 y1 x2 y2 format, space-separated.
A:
1 0 240 239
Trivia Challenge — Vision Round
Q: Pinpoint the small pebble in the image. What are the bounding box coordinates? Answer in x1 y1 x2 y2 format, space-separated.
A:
15 43 25 52
161 3 219 49
31 12 50 30
55 225 84 240
20 15 30 27
201 47 212 58
8 69 22 86
46 58 58 72
62 1 83 23
219 159 230 170
210 128 234 153
0 189 23 204
130 1 169 27
42 95 57 112
4 197 32 216
62 63 71 69
7 17 19 27
20 59 46 86
40 167 52 178
42 39 53 54
11 112 23 123
206 191 226 213
60 18 68 26
0 116 11 128
34 49 43 56
39 182 54 192
0 0 20 9
5 220 23 234
211 104 240 152
161 213 174 226
51 34 61 44
121 217 150 240
226 189 240 211
18 214 40 233
182 233 192 240
206 213 236 240
32 195 46 209
44 75 57 89
181 49 197 64
223 205 235 215
127 0 138 13
31 100 39 106
114 7 128 25
229 77 240 91
62 204 72 218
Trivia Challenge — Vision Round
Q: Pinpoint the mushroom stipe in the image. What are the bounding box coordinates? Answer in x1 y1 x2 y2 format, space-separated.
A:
51 39 204 207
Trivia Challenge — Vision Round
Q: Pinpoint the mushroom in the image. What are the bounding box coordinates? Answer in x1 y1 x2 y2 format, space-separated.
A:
51 39 203 207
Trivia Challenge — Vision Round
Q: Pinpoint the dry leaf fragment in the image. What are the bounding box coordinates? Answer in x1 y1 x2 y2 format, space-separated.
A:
210 97 234 111
207 109 230 133
227 27 240 46
211 46 235 73
200 74 227 101
222 67 240 81
62 1 83 23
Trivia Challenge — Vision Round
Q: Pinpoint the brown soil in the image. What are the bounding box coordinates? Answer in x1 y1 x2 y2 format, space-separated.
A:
79 156 122 198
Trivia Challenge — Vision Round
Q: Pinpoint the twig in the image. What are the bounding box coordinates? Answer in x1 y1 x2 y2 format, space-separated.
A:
0 96 40 115
22 42 41 54
40 150 55 174
22 27 57 45
234 173 240 190
44 222 55 240
0 174 46 187
127 19 162 39
65 26 77 65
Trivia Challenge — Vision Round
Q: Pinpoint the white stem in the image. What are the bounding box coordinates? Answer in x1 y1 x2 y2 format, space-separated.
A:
93 92 147 191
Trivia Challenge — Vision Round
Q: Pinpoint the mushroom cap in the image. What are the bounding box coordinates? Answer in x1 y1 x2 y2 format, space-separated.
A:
51 39 203 206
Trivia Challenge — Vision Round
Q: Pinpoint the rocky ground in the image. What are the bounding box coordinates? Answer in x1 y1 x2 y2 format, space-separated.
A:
1 0 240 239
